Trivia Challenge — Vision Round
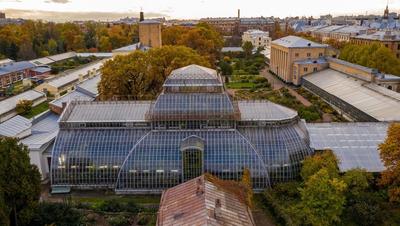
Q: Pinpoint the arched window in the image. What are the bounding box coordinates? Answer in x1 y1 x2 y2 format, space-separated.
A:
180 136 205 181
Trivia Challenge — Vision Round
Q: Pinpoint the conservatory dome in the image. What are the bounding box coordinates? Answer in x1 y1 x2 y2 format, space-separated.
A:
51 64 312 193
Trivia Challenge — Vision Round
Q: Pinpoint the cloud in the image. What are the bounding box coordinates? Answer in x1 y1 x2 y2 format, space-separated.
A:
45 0 70 3
3 9 168 22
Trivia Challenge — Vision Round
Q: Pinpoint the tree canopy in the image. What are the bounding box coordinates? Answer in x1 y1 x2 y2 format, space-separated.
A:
0 137 41 226
300 150 339 181
162 23 223 65
99 45 210 101
0 21 138 60
379 123 400 203
300 168 347 226
339 43 400 76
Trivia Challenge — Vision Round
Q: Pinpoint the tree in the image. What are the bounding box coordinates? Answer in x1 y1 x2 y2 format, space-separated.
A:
342 169 372 198
28 202 83 226
99 45 210 101
0 137 41 226
300 168 347 226
99 36 112 52
379 123 400 203
162 23 223 65
47 39 58 55
219 60 233 76
340 43 400 76
15 100 33 115
242 41 253 58
300 150 339 181
241 168 253 208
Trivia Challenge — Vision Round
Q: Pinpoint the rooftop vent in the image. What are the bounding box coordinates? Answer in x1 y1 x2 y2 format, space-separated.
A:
307 43 311 46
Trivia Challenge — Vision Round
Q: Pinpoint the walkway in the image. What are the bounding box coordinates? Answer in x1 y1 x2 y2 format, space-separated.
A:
260 67 312 107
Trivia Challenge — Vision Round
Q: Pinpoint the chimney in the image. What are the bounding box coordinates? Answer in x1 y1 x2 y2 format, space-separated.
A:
196 178 204 196
214 199 222 220
238 9 240 19
140 11 144 22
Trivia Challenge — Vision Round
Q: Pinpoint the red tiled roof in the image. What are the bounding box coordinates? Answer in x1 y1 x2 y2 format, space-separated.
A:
157 175 255 226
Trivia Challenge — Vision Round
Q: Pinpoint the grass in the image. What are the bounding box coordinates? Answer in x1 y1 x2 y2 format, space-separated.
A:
21 101 49 119
226 82 255 89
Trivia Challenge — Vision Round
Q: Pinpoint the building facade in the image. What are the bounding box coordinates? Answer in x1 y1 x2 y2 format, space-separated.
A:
270 36 328 85
51 64 313 193
200 11 274 36
0 61 36 88
139 20 162 48
242 29 271 49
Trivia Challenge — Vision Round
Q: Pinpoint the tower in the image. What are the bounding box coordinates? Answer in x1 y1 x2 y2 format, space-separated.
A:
139 8 144 22
238 9 240 18
384 1 389 19
138 12 162 48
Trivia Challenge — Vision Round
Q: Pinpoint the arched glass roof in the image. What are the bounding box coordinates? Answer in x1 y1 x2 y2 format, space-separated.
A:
115 130 270 193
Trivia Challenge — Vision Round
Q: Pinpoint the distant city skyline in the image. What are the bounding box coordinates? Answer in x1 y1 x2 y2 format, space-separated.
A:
0 0 399 22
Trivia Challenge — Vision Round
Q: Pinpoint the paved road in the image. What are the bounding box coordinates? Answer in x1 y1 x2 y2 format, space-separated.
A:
260 67 312 107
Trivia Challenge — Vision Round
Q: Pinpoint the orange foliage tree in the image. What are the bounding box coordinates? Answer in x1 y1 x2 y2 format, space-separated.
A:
379 123 400 203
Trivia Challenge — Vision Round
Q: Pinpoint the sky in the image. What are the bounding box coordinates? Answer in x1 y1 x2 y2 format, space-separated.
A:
0 0 399 22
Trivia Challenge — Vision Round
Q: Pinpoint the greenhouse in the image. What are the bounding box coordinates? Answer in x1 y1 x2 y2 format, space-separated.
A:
51 64 313 193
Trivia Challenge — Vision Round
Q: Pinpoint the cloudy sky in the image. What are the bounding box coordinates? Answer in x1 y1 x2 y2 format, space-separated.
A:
0 0 399 21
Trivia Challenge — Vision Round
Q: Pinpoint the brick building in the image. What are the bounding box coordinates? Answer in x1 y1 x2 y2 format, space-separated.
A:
0 61 36 88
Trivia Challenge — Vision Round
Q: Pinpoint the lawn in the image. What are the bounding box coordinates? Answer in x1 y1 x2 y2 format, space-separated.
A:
226 82 255 89
21 101 49 119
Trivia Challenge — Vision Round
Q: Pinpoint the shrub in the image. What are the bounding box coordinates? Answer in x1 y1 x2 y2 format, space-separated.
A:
107 215 130 226
97 199 126 212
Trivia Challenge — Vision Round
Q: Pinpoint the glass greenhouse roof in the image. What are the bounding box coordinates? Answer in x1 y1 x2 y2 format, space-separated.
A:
238 101 298 121
307 123 388 172
149 93 237 120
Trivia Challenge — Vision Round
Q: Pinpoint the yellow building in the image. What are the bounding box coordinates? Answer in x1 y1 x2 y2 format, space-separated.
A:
270 36 328 85
139 20 162 48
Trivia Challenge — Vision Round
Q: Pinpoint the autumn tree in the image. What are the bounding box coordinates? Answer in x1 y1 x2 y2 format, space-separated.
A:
15 100 33 115
241 168 253 208
301 150 339 181
0 137 41 226
300 168 347 226
99 45 210 100
162 23 223 65
379 123 400 203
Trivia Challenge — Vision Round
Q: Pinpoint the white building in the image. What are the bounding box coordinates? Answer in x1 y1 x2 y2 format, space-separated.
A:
242 29 271 49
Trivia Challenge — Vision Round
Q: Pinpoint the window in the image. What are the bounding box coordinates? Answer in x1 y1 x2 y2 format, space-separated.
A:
385 44 388 48
313 67 318 72
319 53 323 57
307 53 311 57
304 67 308 72
295 53 299 57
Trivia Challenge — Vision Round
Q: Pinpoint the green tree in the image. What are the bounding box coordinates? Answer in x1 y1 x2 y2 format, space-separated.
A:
0 137 41 226
300 150 339 181
219 60 233 76
99 45 210 101
379 123 400 203
47 39 58 55
342 169 372 198
242 41 253 58
29 202 83 226
300 168 347 226
340 43 400 76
